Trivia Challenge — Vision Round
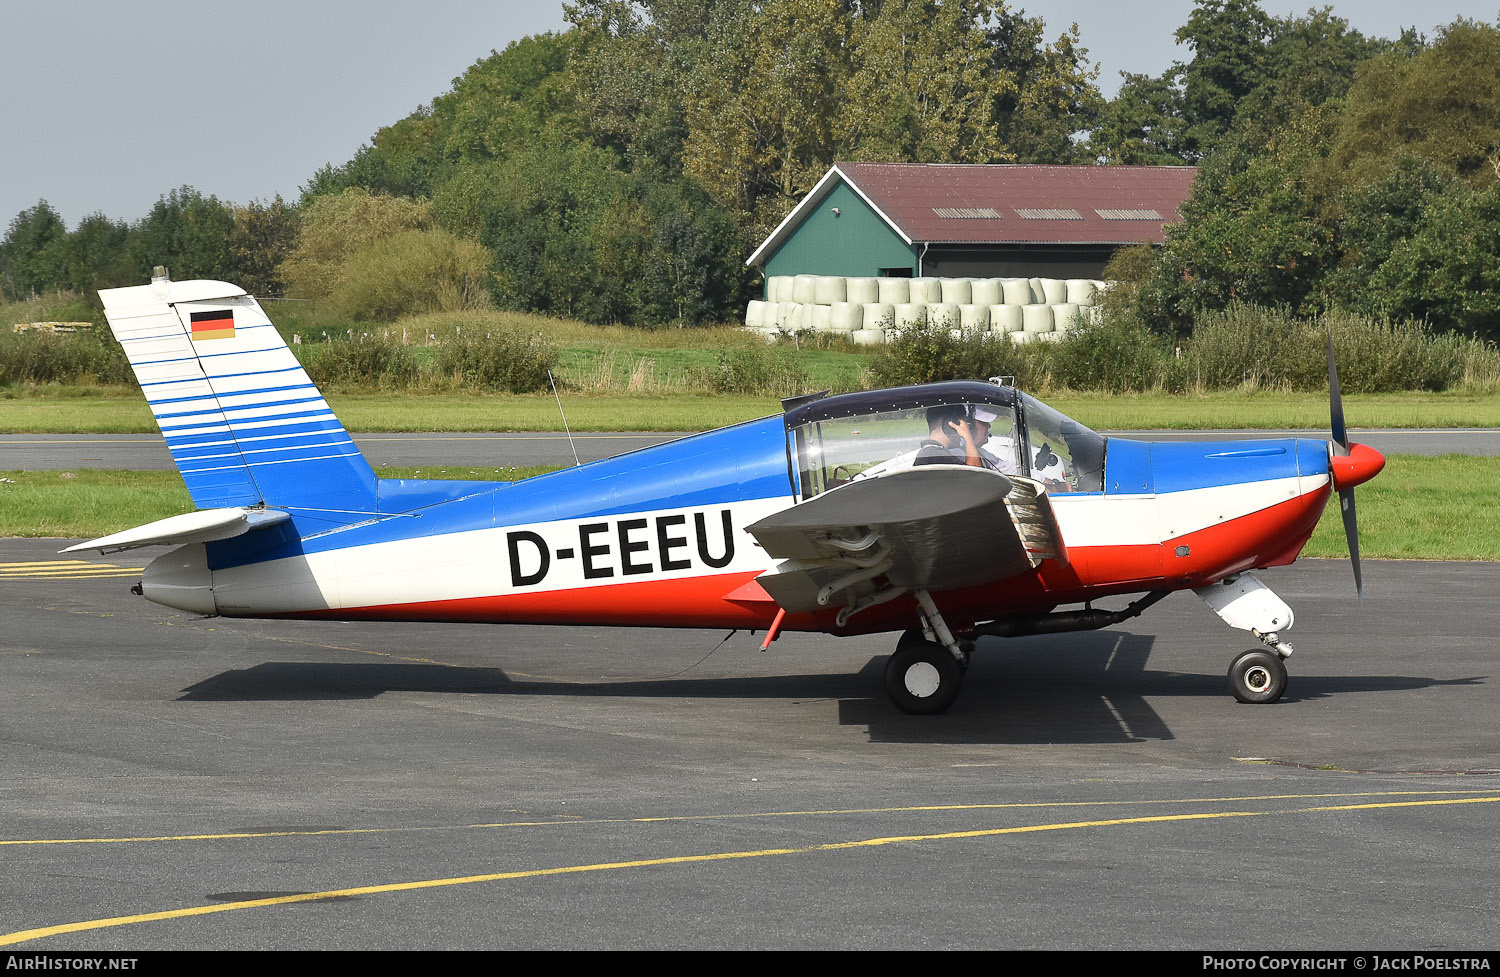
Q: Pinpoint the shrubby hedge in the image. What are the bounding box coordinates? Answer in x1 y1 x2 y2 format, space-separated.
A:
871 306 1500 394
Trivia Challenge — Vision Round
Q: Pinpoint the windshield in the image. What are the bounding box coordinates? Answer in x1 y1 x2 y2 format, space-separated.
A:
1018 392 1105 493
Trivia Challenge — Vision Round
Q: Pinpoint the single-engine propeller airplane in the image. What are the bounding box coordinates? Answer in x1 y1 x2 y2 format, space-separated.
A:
71 272 1385 714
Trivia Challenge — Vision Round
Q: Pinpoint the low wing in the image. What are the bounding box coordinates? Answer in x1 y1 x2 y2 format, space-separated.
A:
746 466 1065 619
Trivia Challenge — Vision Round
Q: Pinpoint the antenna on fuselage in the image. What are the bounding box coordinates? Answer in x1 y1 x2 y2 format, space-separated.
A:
548 370 581 467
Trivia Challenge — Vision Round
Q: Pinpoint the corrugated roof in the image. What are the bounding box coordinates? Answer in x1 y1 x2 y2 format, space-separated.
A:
837 162 1196 246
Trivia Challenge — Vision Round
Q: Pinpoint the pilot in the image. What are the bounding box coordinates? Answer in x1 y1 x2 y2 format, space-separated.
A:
914 404 1005 471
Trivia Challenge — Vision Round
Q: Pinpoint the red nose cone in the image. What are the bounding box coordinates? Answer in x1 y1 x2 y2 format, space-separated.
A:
1330 442 1386 491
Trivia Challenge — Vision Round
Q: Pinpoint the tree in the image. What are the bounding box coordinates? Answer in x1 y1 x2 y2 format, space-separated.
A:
1331 19 1500 188
279 189 432 299
679 0 854 237
1363 181 1500 338
1088 70 1192 164
0 201 69 298
126 187 236 282
838 0 1016 167
1174 0 1272 157
61 213 132 296
1137 107 1342 331
990 11 1104 163
224 197 300 295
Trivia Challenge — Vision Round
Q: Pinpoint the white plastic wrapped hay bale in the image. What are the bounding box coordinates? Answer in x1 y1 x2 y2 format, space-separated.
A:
1021 304 1055 333
1066 279 1098 305
809 304 834 332
850 328 887 346
1039 278 1068 304
1035 330 1065 343
767 276 791 302
1009 330 1035 345
777 301 801 329
829 302 862 333
745 299 766 328
940 278 972 304
1051 303 1081 334
877 277 910 304
792 274 818 304
989 304 1023 333
862 302 895 331
813 275 846 304
846 277 879 304
959 304 990 332
909 277 941 303
1077 304 1105 327
928 302 960 329
1001 278 1034 305
971 278 1002 307
893 302 928 331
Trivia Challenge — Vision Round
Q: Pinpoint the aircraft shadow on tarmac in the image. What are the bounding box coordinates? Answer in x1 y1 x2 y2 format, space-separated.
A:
173 630 1481 745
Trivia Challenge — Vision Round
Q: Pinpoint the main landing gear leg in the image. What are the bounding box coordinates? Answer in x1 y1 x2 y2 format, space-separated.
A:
1194 573 1295 704
884 590 969 715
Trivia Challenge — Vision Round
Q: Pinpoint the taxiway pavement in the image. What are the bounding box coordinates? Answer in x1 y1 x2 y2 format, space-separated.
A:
1 541 1496 950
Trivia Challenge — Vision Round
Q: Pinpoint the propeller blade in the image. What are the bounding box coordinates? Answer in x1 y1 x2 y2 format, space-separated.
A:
1328 331 1348 455
1339 487 1363 603
1329 330 1364 601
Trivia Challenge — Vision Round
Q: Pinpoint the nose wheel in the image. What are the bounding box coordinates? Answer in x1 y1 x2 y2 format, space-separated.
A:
1228 649 1288 704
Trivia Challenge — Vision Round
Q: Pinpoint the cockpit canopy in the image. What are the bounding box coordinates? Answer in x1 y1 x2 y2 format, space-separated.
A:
783 380 1105 500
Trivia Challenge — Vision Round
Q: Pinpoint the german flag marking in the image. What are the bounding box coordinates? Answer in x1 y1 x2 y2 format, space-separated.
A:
189 308 235 341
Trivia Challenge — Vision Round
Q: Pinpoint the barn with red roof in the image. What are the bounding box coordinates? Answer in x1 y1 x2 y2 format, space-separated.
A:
747 162 1197 283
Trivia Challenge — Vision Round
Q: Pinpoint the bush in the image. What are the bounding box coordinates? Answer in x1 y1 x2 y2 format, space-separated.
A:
1181 305 1487 393
330 229 493 322
688 343 811 396
0 328 131 386
1043 314 1181 392
868 323 1034 388
432 331 557 393
295 335 419 389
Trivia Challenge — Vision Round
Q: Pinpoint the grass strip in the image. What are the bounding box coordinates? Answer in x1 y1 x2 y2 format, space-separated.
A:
2 456 1494 561
5 387 1500 433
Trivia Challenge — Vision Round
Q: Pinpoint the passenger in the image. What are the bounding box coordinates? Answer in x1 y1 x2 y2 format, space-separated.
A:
914 404 1004 471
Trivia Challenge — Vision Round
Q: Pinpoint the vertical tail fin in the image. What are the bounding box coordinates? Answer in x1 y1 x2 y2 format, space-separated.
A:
100 274 378 519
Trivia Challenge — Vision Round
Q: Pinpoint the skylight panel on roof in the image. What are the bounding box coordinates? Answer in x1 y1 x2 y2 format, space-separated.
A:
1014 208 1083 220
1095 208 1164 220
932 207 1002 219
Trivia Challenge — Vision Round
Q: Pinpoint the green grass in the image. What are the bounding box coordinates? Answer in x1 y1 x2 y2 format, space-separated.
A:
1302 455 1500 560
6 456 1498 561
4 386 1500 434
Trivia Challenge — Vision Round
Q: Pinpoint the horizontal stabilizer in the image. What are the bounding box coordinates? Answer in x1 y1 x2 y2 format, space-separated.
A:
62 507 291 555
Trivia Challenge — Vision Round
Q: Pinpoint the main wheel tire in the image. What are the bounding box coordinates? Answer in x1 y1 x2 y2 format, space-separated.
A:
1228 649 1288 704
885 639 963 714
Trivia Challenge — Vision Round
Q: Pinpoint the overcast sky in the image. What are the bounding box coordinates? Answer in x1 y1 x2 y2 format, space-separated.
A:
5 1 1497 229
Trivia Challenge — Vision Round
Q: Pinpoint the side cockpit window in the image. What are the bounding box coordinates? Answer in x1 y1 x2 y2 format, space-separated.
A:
788 389 1021 500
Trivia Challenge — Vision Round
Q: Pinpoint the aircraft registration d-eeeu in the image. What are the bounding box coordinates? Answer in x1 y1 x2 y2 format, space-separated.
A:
71 272 1385 714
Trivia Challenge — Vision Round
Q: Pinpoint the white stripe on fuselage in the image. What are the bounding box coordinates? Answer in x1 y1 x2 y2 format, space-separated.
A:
1049 474 1324 546
207 497 793 614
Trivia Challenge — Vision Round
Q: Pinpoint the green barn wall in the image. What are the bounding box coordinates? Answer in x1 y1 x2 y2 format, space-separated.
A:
761 182 917 285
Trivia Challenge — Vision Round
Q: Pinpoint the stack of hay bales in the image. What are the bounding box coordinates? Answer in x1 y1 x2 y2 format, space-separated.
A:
745 275 1107 345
